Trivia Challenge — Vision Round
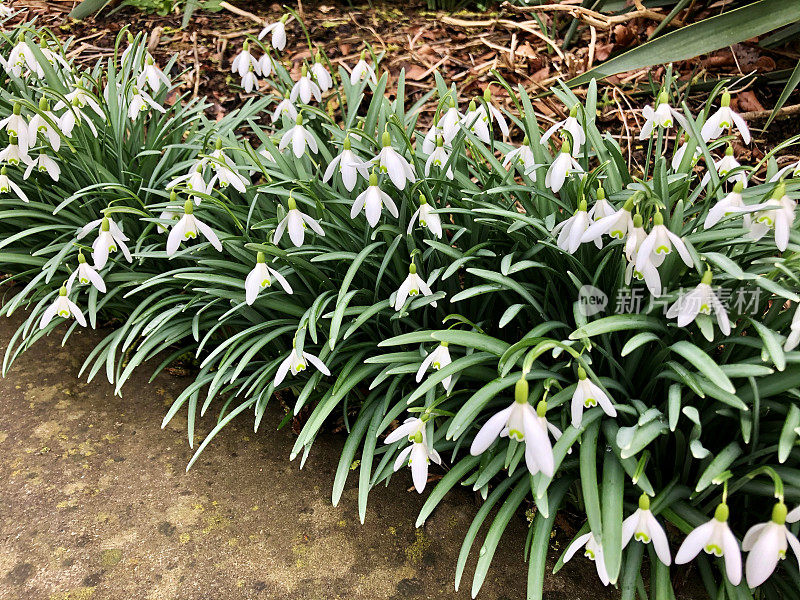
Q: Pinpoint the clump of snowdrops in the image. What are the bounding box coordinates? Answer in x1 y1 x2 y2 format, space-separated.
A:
1 10 800 600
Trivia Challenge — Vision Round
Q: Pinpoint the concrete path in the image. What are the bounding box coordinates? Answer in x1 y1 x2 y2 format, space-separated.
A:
0 313 599 600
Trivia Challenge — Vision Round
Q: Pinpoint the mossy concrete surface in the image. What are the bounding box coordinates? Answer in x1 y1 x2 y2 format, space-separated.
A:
0 313 604 600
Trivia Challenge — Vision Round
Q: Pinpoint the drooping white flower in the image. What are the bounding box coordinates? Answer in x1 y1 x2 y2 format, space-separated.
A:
77 215 129 243
385 417 428 446
349 50 377 85
166 200 223 256
571 367 616 429
232 41 260 78
0 2 14 18
91 216 133 268
167 164 211 204
470 378 558 477
274 342 330 386
407 194 442 238
541 105 586 156
563 531 610 586
545 141 583 193
622 494 672 566
634 211 694 274
387 419 441 494
258 53 273 78
157 208 179 234
28 99 62 151
23 153 60 181
438 99 463 145
424 135 454 180
0 103 31 154
582 196 636 244
258 16 288 51
415 342 453 391
351 172 398 227
128 86 166 121
271 95 298 124
66 252 106 294
58 97 99 137
705 181 746 229
290 65 322 104
784 304 800 352
138 55 170 91
322 136 369 192
422 118 444 155
552 200 592 253
675 503 741 585
0 135 27 165
278 114 319 158
54 86 104 120
204 142 248 192
461 100 491 144
241 67 259 93
0 166 28 202
245 252 293 304
588 187 615 222
394 263 436 311
639 91 689 140
39 285 86 330
666 270 731 340
747 182 796 252
743 502 800 588
503 137 537 180
771 160 800 182
311 57 333 92
478 87 509 138
672 141 701 171
370 130 416 191
701 145 746 186
6 37 42 77
701 91 751 144
273 196 325 247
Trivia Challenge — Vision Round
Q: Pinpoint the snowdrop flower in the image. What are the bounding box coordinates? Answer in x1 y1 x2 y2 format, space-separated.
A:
323 136 369 192
166 200 223 256
0 2 14 17
211 158 248 193
622 494 672 566
424 136 454 180
257 53 273 78
391 427 441 494
385 417 428 446
232 41 260 77
58 97 98 137
788 506 800 523
553 200 592 253
701 91 751 144
258 15 288 51
290 65 322 104
77 215 129 243
241 66 259 93
245 252 293 305
470 378 558 477
672 140 701 171
771 160 800 182
67 253 106 294
743 502 800 588
748 182 796 252
635 211 694 272
167 164 211 204
478 87 509 138
273 195 325 247
705 181 746 229
588 186 615 222
351 172 398 227
311 55 333 92
39 285 86 330
28 99 62 151
639 91 689 140
92 217 132 268
415 342 452 391
128 86 165 121
784 304 800 352
503 137 537 180
462 100 491 144
541 105 586 156
371 130 415 190
422 116 444 155
701 145 745 186
0 103 31 154
545 141 583 193
666 270 731 339
582 196 636 244
350 50 377 86
54 86 104 120
138 55 170 91
563 531 610 586
279 114 318 158
274 341 330 386
571 367 616 429
0 135 27 165
157 208 179 234
438 98 463 145
675 503 741 585
0 166 28 202
271 95 298 124
7 36 41 77
407 194 442 238
119 32 137 67
394 263 436 311
23 153 60 181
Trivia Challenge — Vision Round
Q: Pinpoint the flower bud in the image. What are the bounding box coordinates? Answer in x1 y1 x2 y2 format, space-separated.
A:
514 377 529 404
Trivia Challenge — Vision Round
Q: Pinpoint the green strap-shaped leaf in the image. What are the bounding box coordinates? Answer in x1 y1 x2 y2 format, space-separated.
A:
670 341 735 394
